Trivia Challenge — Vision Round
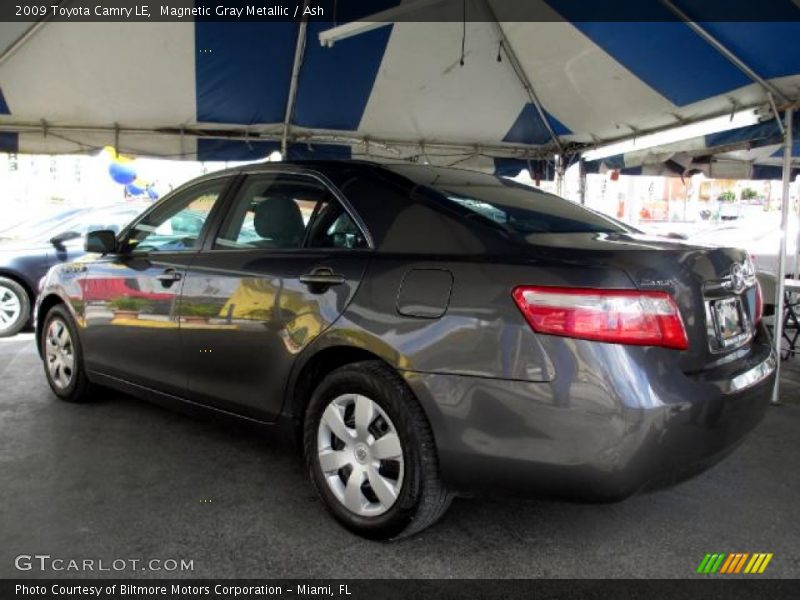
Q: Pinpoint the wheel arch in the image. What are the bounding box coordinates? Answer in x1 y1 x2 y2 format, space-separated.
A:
283 330 438 444
35 293 68 355
285 345 386 433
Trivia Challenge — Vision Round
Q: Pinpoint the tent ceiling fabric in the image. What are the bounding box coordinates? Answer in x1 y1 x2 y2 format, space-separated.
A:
1 1 800 174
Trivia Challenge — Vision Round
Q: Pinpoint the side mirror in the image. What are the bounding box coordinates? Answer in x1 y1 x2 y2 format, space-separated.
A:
49 230 81 248
85 230 118 254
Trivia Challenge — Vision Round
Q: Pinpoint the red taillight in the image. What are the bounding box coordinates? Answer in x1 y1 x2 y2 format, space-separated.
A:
512 286 689 350
754 280 763 325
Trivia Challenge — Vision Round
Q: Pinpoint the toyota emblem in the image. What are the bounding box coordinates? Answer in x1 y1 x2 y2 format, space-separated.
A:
730 263 746 294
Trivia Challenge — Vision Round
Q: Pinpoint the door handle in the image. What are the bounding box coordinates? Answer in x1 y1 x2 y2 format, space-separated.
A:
156 268 183 286
299 268 345 290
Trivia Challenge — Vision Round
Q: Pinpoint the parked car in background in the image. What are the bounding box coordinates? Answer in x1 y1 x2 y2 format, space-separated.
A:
0 207 87 241
687 213 799 277
0 202 149 337
35 162 775 539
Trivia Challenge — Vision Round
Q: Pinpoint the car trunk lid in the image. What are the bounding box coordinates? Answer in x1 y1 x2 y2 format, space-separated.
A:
518 231 759 372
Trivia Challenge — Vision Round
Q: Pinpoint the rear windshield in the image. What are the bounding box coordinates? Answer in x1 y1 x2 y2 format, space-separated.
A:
433 183 629 235
386 164 629 235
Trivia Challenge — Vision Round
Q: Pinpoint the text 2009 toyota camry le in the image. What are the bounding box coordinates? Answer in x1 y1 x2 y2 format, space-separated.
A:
35 161 776 539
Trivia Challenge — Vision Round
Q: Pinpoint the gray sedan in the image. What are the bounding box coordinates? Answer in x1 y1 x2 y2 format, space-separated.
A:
35 161 775 539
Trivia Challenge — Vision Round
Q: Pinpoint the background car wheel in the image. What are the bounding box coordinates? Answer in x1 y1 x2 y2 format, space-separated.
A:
41 304 94 402
0 276 30 338
304 360 451 540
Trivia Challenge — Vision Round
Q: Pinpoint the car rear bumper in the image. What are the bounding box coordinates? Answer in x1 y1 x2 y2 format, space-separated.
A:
402 337 776 500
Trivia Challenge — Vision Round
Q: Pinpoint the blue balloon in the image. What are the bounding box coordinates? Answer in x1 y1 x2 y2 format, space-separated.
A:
125 182 145 195
109 161 136 185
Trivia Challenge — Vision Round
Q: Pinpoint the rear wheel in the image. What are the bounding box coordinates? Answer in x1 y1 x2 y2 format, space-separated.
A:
0 277 30 338
304 360 451 540
41 304 94 402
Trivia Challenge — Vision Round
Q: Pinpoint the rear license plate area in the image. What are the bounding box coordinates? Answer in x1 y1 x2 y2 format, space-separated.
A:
711 296 747 348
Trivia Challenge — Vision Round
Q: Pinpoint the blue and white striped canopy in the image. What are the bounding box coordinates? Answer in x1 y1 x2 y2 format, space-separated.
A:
1 1 800 174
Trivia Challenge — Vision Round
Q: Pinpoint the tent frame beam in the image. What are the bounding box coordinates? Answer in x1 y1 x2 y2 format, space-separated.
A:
0 22 48 67
281 1 310 156
483 2 564 155
0 120 565 160
0 1 70 68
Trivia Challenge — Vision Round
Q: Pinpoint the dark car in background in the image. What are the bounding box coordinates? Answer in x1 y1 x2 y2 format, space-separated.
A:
0 203 149 336
0 208 86 241
35 161 776 539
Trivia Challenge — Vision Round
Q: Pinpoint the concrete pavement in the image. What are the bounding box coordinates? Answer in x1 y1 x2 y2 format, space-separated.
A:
1 333 798 579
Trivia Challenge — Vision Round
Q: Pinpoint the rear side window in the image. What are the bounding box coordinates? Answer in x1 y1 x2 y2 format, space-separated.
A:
434 184 629 235
214 173 367 250
389 165 629 235
215 174 320 249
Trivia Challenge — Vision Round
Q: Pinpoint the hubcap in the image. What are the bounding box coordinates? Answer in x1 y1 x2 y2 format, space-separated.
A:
45 318 75 389
317 394 404 517
0 285 22 331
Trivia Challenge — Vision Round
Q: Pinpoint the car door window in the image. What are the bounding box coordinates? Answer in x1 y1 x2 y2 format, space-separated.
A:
215 174 329 249
124 180 226 254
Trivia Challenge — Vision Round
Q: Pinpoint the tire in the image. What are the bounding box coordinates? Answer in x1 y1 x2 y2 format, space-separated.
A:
41 304 94 403
0 276 30 338
304 360 451 540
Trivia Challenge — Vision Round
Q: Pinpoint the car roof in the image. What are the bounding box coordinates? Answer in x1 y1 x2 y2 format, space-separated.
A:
199 159 508 188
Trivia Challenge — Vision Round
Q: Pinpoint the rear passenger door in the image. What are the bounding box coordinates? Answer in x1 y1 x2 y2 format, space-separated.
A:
179 171 371 421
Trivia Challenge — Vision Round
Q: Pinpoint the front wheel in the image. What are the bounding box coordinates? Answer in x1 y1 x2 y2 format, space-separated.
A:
41 304 94 402
304 361 451 540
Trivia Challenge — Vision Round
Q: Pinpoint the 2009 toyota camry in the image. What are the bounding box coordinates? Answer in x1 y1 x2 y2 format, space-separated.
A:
35 161 776 539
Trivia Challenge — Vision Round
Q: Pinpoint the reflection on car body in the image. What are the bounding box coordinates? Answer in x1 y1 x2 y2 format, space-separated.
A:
0 203 149 337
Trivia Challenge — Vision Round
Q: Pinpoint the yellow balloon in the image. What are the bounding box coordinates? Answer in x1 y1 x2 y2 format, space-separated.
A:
103 145 134 164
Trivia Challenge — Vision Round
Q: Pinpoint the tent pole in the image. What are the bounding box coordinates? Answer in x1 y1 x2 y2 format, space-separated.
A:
555 155 566 196
484 1 563 156
578 158 587 205
282 4 310 157
772 108 794 405
794 122 800 280
0 4 66 69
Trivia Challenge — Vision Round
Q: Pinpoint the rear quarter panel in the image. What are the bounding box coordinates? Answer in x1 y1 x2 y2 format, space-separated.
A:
322 255 636 382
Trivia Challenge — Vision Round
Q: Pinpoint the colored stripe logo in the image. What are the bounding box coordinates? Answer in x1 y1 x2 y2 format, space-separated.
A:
696 553 773 574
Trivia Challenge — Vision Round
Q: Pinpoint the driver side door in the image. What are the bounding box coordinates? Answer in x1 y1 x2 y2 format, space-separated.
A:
81 177 232 395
